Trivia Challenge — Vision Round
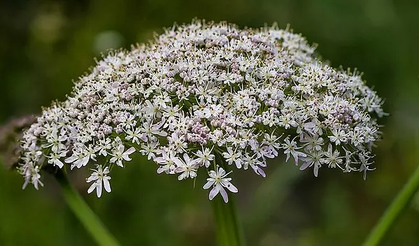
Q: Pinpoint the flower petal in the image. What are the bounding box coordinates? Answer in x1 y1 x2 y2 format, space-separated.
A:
103 178 111 193
299 161 312 170
219 186 229 203
87 182 96 194
224 182 238 193
209 186 219 200
203 180 214 189
125 147 136 155
96 181 102 197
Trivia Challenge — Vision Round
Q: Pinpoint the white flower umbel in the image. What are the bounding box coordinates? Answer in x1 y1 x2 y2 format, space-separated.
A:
17 20 384 201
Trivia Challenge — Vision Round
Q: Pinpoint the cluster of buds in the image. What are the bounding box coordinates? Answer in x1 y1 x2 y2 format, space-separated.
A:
17 20 384 202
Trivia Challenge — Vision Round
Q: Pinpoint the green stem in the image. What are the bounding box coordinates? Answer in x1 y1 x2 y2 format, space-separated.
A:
363 164 419 246
211 192 245 246
55 170 121 246
244 162 302 244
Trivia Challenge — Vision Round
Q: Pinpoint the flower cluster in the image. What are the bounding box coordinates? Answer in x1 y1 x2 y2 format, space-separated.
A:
17 20 384 202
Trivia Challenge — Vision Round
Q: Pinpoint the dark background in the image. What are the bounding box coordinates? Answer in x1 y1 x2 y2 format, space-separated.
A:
1 0 418 245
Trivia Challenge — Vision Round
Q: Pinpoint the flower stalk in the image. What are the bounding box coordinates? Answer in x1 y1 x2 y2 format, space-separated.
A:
54 169 121 246
363 163 419 246
212 193 244 246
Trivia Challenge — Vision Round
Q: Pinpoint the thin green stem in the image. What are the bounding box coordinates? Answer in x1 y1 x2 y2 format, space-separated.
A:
211 194 245 246
363 164 419 246
244 162 302 244
55 170 121 246
210 157 245 246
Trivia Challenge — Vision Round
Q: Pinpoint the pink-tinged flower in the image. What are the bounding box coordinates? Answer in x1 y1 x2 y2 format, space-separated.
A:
86 165 111 198
203 166 238 203
155 150 179 174
300 150 325 177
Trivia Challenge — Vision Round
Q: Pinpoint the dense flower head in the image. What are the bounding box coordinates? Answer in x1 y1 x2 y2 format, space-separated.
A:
17 20 384 202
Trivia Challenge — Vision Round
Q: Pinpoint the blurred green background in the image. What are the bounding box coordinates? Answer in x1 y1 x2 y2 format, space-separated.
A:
1 0 418 245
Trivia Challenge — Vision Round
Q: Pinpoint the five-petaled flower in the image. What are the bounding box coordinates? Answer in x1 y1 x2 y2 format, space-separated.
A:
110 145 136 167
87 165 112 198
203 166 238 203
